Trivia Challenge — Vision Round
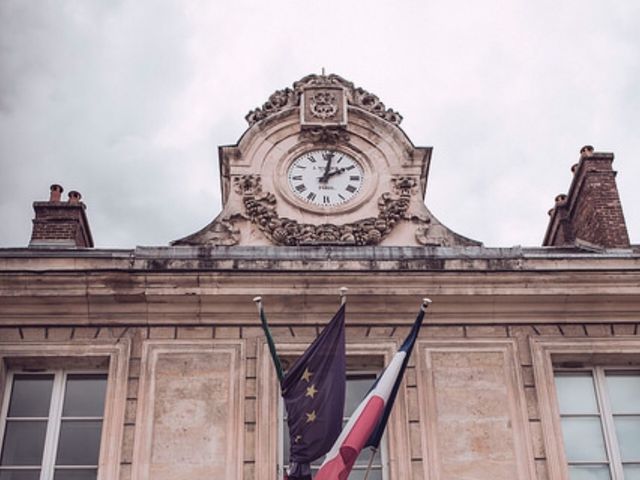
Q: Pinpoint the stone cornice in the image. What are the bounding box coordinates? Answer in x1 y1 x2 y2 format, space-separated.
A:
1 268 639 326
1 246 639 272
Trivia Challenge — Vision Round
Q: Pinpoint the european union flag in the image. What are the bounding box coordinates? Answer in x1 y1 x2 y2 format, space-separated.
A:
282 304 346 480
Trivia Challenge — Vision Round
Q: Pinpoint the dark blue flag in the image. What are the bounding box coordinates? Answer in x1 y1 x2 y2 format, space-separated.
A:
282 304 346 480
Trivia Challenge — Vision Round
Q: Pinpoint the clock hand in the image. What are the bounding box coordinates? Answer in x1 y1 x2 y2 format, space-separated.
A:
320 152 334 183
324 167 346 178
316 168 346 181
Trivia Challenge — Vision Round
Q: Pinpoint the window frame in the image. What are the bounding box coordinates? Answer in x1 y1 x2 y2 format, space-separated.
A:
0 368 109 479
0 340 130 480
531 336 640 480
277 369 390 479
554 366 640 479
256 340 412 480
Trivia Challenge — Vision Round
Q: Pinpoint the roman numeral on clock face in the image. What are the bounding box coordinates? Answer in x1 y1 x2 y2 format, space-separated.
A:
307 192 316 201
345 185 357 193
323 195 330 204
295 184 307 193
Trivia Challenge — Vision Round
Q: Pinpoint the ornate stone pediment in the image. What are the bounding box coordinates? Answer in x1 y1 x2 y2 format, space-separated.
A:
173 73 480 248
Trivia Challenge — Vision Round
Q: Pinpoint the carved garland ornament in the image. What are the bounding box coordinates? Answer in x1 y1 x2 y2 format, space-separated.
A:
245 74 403 127
233 174 420 246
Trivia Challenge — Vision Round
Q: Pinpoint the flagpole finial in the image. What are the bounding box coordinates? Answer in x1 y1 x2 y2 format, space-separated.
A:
421 298 432 311
253 296 263 311
339 287 348 305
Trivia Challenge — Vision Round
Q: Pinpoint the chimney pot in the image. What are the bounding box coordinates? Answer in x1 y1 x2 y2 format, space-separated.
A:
580 145 594 157
555 194 568 205
68 191 82 205
49 184 64 202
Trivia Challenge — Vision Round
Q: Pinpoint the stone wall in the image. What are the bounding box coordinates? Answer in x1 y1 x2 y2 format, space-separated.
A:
3 321 639 479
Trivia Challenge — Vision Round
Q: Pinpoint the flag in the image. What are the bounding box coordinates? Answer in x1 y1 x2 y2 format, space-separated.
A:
314 306 426 480
281 304 347 480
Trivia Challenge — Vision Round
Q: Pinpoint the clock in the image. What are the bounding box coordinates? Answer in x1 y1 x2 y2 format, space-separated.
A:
287 149 364 207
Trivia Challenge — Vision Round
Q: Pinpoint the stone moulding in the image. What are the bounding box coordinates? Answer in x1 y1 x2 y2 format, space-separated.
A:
235 174 425 246
245 73 403 127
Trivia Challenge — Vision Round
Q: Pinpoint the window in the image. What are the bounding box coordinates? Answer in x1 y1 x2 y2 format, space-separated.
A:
0 370 108 480
280 371 388 480
555 368 640 480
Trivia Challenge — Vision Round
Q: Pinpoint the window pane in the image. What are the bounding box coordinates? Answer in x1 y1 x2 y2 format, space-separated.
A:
561 417 608 462
0 471 41 480
342 469 383 480
613 416 640 462
345 377 376 416
555 373 598 414
623 465 640 480
7 375 54 417
0 420 48 465
568 465 610 480
354 447 381 466
55 421 102 465
53 469 97 480
605 373 640 414
62 375 107 417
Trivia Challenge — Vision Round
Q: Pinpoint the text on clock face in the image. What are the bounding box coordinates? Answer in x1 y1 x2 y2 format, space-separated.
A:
287 150 364 207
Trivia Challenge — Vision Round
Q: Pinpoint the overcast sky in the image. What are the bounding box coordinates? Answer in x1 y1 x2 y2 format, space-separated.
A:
1 0 638 249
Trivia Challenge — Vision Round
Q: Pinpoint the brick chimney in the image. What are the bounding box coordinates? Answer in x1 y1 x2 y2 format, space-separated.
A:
29 184 94 248
543 146 630 249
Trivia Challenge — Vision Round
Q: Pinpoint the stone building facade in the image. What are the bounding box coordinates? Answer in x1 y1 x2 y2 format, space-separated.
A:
1 74 639 480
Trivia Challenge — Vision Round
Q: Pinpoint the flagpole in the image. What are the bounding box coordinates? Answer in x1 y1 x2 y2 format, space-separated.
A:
361 297 432 480
253 296 285 382
340 286 348 306
421 297 432 312
363 447 377 480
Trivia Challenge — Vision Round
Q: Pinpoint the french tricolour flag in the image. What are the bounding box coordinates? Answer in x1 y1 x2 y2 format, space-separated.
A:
314 301 429 480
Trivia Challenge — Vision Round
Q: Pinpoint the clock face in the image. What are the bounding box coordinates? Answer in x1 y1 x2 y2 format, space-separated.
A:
287 150 364 207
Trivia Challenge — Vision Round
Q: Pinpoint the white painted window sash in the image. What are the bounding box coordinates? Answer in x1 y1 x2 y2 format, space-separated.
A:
0 369 107 480
555 366 640 480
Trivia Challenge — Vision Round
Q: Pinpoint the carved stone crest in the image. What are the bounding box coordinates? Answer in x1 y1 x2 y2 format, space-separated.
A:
309 91 338 119
301 86 346 126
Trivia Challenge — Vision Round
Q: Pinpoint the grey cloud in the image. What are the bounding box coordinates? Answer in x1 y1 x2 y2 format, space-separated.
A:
1 0 638 248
